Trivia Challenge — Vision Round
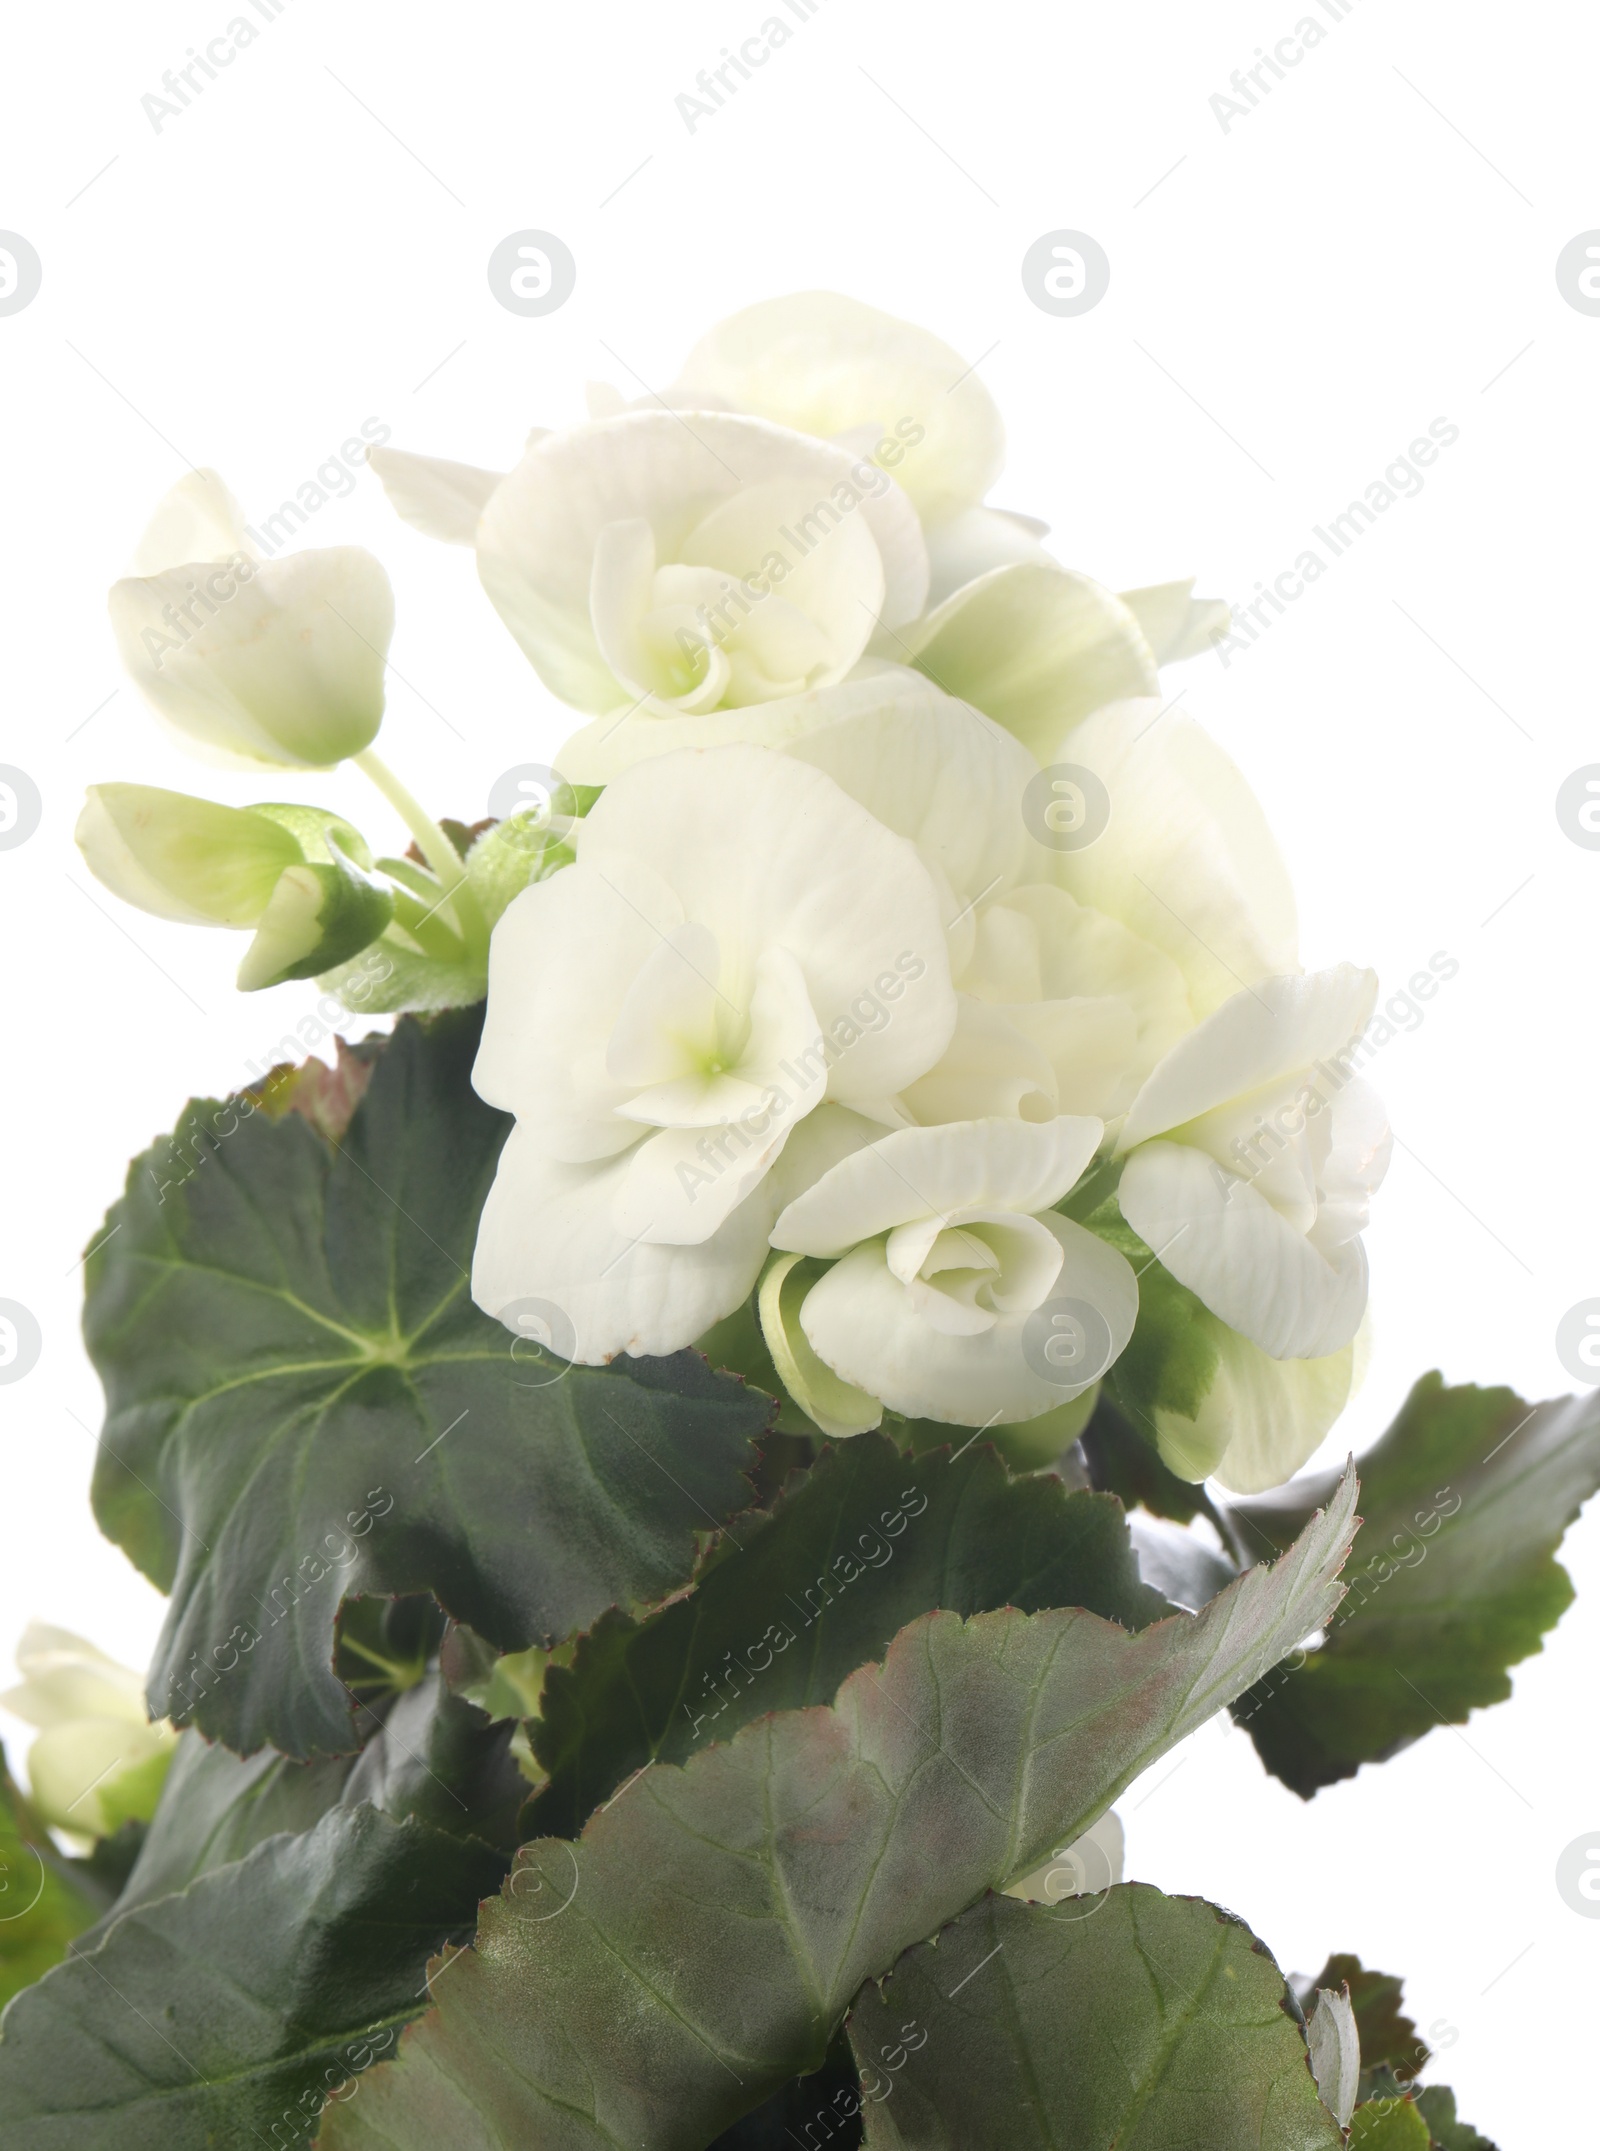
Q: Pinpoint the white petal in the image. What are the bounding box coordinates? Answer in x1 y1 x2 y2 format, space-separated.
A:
558 670 1034 931
682 478 886 687
471 1125 779 1361
1119 966 1378 1151
905 564 1160 760
782 675 1034 915
1203 1329 1358 1496
895 998 1060 1126
971 884 1192 1072
1118 579 1230 665
368 446 505 545
613 1119 796 1247
773 1115 1104 1256
474 854 679 1157
671 291 1004 524
587 516 664 703
799 1211 1135 1423
577 744 955 1107
129 468 254 574
604 921 723 1088
923 506 1056 608
1046 701 1299 1014
1313 1078 1393 1249
1119 1139 1368 1360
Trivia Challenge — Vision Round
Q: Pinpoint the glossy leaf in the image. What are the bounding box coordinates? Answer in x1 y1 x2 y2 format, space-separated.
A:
85 1011 768 1759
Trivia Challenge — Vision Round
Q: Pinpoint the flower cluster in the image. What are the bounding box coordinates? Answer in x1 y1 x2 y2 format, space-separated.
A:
80 293 1389 1492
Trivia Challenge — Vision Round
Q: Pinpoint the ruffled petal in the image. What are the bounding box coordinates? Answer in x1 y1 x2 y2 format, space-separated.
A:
1119 1138 1368 1360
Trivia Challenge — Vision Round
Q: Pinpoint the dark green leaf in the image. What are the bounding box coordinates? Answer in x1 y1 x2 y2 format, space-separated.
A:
89 1664 520 1951
528 1431 1170 1836
86 1010 767 1759
0 1804 505 2149
0 1747 100 2012
1232 1376 1600 1793
82 1731 353 1943
316 1476 1354 2150
845 1889 1340 2149
707 2038 863 2148
1414 2084 1500 2149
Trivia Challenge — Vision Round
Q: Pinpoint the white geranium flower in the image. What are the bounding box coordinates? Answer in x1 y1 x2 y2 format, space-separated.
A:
769 1117 1138 1426
2 1623 176 1840
109 546 394 771
1117 966 1390 1361
667 291 1005 528
471 744 957 1361
468 411 927 716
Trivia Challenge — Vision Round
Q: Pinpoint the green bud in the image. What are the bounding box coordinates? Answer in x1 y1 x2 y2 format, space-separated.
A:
76 784 393 993
236 848 394 993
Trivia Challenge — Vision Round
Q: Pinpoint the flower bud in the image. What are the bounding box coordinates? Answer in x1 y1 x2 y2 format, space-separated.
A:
0 1624 176 1841
77 784 303 925
108 546 394 770
234 853 392 993
76 785 393 993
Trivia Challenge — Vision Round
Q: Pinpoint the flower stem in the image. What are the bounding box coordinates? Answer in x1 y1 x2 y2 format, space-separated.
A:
354 748 488 959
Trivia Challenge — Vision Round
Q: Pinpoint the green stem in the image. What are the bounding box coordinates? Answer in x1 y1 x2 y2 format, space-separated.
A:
354 748 488 959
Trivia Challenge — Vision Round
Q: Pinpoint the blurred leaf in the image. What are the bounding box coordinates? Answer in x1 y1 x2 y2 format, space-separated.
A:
1348 2098 1431 2149
844 1889 1340 2149
0 1806 504 2149
1231 1376 1600 1793
528 1431 1170 1838
86 1010 767 1760
0 1746 100 2012
1414 2085 1500 2149
316 1475 1354 2149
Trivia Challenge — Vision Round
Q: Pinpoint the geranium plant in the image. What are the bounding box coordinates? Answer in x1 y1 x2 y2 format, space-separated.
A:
0 293 1588 2148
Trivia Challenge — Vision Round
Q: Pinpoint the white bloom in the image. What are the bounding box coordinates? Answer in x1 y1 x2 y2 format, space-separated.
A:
471 745 956 1360
1117 966 1390 1361
109 546 394 770
770 1117 1138 1425
1 1623 175 1840
472 411 927 716
668 291 1005 527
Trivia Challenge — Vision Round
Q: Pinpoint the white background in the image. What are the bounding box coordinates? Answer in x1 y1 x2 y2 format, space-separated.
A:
1 1 1596 2136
